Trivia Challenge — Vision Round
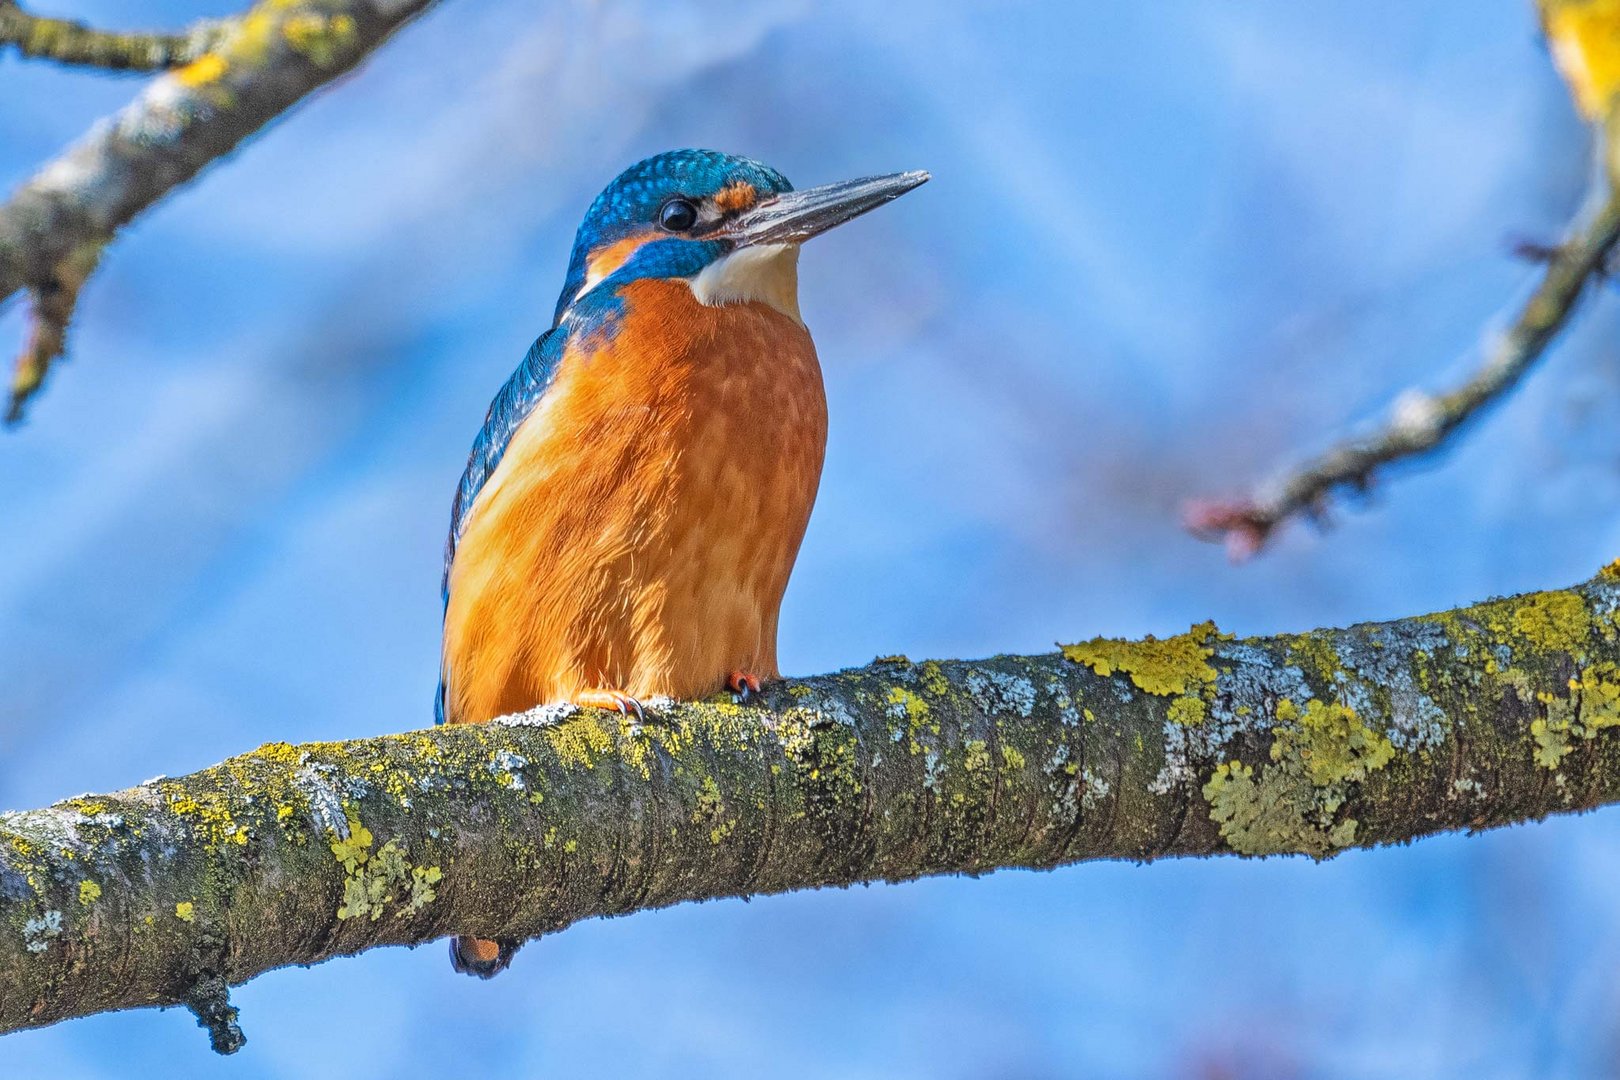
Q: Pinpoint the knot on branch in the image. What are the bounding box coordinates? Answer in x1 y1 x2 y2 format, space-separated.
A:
183 973 244 1056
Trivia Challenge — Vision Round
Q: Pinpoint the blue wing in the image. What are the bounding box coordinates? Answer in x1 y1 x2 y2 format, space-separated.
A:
436 327 568 724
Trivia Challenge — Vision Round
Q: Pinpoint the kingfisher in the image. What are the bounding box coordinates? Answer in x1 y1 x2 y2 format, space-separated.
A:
437 149 927 976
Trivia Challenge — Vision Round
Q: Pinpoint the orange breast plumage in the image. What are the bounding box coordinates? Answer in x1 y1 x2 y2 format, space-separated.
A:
440 278 827 724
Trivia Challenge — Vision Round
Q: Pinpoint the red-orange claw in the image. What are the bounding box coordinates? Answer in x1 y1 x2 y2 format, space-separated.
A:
727 671 763 701
573 688 645 721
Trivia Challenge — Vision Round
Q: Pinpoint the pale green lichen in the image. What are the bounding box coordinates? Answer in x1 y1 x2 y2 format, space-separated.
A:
1273 699 1394 786
1531 719 1573 770
1203 696 1396 857
1204 760 1333 857
329 811 441 921
1528 661 1620 769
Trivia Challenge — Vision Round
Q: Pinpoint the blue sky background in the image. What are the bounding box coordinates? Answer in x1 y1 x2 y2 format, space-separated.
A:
6 1 1620 1076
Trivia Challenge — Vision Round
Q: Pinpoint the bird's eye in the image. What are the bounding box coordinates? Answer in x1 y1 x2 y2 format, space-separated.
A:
659 198 699 233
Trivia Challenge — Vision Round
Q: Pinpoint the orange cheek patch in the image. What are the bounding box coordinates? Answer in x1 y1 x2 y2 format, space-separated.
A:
585 233 652 288
714 181 758 213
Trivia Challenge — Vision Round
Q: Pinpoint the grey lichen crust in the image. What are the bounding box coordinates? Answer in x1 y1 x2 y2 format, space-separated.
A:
7 568 1620 1051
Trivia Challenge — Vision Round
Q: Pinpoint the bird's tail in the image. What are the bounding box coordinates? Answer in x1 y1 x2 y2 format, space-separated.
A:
448 935 521 978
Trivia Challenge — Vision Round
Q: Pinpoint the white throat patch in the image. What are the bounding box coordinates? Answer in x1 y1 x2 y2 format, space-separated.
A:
685 243 803 324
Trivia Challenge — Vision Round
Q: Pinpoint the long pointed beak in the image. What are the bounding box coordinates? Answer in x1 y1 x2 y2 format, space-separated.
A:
723 170 930 246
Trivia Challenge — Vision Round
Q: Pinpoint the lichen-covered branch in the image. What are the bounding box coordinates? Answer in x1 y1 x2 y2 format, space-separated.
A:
0 1 230 71
8 568 1620 1053
1186 0 1620 560
0 0 440 422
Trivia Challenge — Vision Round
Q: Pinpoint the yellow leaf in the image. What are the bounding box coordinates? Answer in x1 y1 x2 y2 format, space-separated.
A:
1545 0 1620 119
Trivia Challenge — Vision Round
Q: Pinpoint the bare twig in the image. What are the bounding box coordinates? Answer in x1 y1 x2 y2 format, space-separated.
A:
6 241 101 422
0 0 442 423
1188 3 1620 559
1187 182 1620 560
0 1 230 71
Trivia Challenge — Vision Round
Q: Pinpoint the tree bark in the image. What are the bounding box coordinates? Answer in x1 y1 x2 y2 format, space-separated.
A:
0 0 441 420
6 570 1620 1051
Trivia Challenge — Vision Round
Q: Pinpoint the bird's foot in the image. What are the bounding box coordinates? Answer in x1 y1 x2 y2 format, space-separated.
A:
727 671 763 702
573 689 645 721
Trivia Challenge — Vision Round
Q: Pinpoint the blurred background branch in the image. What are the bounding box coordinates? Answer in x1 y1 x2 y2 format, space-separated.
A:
1188 0 1620 559
0 0 440 423
0 1 230 72
5 570 1620 1052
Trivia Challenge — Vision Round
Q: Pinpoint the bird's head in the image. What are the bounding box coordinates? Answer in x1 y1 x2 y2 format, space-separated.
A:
555 149 928 325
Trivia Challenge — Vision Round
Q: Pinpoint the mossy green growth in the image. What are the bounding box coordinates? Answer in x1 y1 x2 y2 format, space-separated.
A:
692 776 738 845
1061 621 1221 724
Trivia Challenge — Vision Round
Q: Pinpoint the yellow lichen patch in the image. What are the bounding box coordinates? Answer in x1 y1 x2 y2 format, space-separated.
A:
1544 0 1620 119
174 54 227 88
1510 590 1591 657
963 739 991 773
282 12 357 67
919 661 949 696
1168 696 1206 726
1273 699 1395 787
1063 623 1217 695
886 686 930 720
175 901 196 923
78 880 101 906
1601 558 1620 582
166 789 249 847
1062 621 1220 724
545 716 614 770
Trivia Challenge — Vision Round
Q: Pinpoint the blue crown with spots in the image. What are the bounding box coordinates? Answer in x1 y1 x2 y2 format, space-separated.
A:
555 150 794 322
